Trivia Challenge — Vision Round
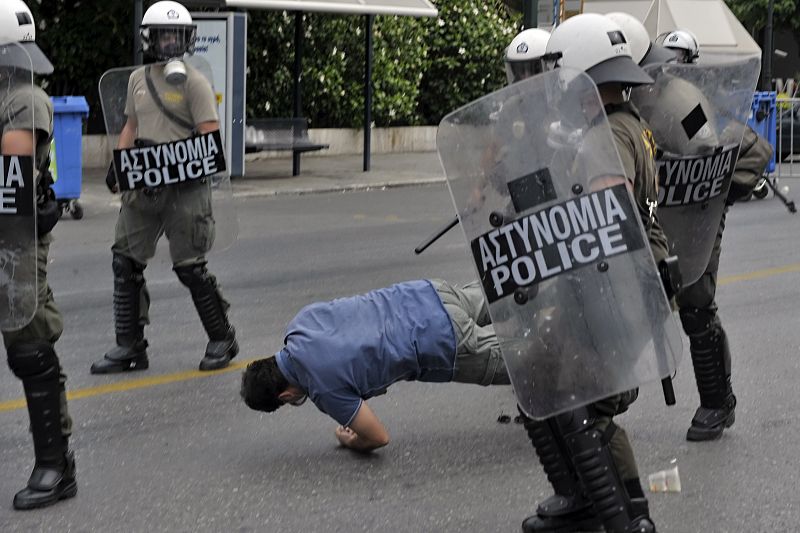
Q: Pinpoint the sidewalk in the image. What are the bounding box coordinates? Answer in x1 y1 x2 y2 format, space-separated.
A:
78 151 445 213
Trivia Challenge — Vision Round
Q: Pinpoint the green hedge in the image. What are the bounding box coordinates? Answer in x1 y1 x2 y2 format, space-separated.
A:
28 0 520 132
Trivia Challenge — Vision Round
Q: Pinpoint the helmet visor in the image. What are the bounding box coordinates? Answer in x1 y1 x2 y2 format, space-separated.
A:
640 44 679 66
142 25 197 59
505 52 563 84
0 42 53 75
587 55 654 87
505 59 545 84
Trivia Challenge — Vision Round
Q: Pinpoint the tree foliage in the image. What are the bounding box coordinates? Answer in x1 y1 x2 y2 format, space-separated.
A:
724 0 798 33
26 0 520 132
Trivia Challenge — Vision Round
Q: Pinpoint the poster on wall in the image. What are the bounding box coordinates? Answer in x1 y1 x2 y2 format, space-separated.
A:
187 18 228 143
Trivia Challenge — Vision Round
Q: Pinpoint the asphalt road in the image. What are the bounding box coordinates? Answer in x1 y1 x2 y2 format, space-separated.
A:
1 183 799 532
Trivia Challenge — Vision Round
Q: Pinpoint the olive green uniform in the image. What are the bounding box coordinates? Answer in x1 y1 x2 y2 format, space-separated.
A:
676 125 773 439
569 102 666 481
1 81 71 437
112 63 224 323
94 61 237 374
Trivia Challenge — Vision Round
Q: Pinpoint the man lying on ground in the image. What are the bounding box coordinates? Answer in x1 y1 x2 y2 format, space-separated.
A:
241 279 510 452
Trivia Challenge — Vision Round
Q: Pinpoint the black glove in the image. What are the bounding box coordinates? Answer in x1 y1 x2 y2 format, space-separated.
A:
36 187 60 237
726 180 754 205
105 163 119 194
658 256 682 300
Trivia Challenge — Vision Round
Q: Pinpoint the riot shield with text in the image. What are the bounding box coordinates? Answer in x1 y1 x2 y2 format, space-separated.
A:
0 44 38 330
437 69 682 419
631 58 760 284
98 65 238 264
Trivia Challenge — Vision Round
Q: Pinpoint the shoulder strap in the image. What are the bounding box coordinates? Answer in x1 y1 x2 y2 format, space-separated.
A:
145 65 194 131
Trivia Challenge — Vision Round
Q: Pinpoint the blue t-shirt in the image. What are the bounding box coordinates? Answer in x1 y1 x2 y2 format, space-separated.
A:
275 280 457 426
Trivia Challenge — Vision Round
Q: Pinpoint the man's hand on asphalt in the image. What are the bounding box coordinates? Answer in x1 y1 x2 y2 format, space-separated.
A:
335 425 359 449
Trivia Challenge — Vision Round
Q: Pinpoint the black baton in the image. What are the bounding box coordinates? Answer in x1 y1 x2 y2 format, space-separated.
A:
414 215 459 255
661 376 676 406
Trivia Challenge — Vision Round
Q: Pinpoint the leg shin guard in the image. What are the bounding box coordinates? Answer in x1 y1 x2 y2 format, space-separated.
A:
174 261 238 370
8 341 77 510
557 407 654 533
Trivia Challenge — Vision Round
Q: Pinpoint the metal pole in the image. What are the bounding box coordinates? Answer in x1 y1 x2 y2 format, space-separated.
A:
363 14 374 172
522 0 538 29
763 0 774 91
134 0 144 65
292 12 303 175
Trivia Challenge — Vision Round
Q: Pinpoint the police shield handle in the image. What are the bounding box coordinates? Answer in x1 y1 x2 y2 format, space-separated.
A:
113 130 226 192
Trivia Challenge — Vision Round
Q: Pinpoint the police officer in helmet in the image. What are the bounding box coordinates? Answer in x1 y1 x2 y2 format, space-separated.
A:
518 13 668 533
0 0 77 510
504 28 552 84
647 26 773 441
91 0 239 374
658 29 700 64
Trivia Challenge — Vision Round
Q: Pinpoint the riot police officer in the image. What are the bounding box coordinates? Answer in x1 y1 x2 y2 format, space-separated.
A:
646 26 772 441
504 28 552 84
91 0 238 374
0 0 77 510
517 14 670 532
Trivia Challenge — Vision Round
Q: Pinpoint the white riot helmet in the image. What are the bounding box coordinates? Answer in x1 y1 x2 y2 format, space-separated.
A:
141 1 196 60
141 1 197 84
545 13 652 87
504 28 551 84
605 12 677 66
657 29 700 64
0 0 53 75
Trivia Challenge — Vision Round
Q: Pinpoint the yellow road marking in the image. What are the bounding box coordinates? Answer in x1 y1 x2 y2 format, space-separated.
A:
718 262 800 286
0 358 258 413
2 262 799 414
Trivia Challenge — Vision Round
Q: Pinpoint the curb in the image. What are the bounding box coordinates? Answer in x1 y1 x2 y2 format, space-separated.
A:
230 176 447 199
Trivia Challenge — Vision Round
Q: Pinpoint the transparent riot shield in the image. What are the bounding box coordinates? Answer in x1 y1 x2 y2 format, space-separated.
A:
98 65 238 265
631 58 760 285
437 69 682 419
0 44 38 330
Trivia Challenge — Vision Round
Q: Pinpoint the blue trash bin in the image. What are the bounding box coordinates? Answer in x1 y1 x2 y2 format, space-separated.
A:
747 91 777 173
50 96 90 219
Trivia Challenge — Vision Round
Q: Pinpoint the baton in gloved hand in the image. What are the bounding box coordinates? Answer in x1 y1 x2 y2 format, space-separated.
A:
661 376 676 406
414 215 459 255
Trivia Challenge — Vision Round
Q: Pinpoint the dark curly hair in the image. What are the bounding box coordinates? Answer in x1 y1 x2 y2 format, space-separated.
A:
240 357 290 413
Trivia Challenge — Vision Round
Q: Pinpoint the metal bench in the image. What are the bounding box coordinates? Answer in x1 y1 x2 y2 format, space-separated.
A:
245 117 329 176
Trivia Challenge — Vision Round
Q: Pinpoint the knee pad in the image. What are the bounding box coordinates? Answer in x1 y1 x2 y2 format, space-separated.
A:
555 405 598 436
174 261 213 290
678 306 718 337
112 254 145 284
7 341 58 381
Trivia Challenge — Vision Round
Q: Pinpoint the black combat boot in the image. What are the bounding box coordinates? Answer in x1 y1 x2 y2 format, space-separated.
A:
683 312 735 441
91 254 149 374
520 412 603 533
174 262 239 371
8 342 77 510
